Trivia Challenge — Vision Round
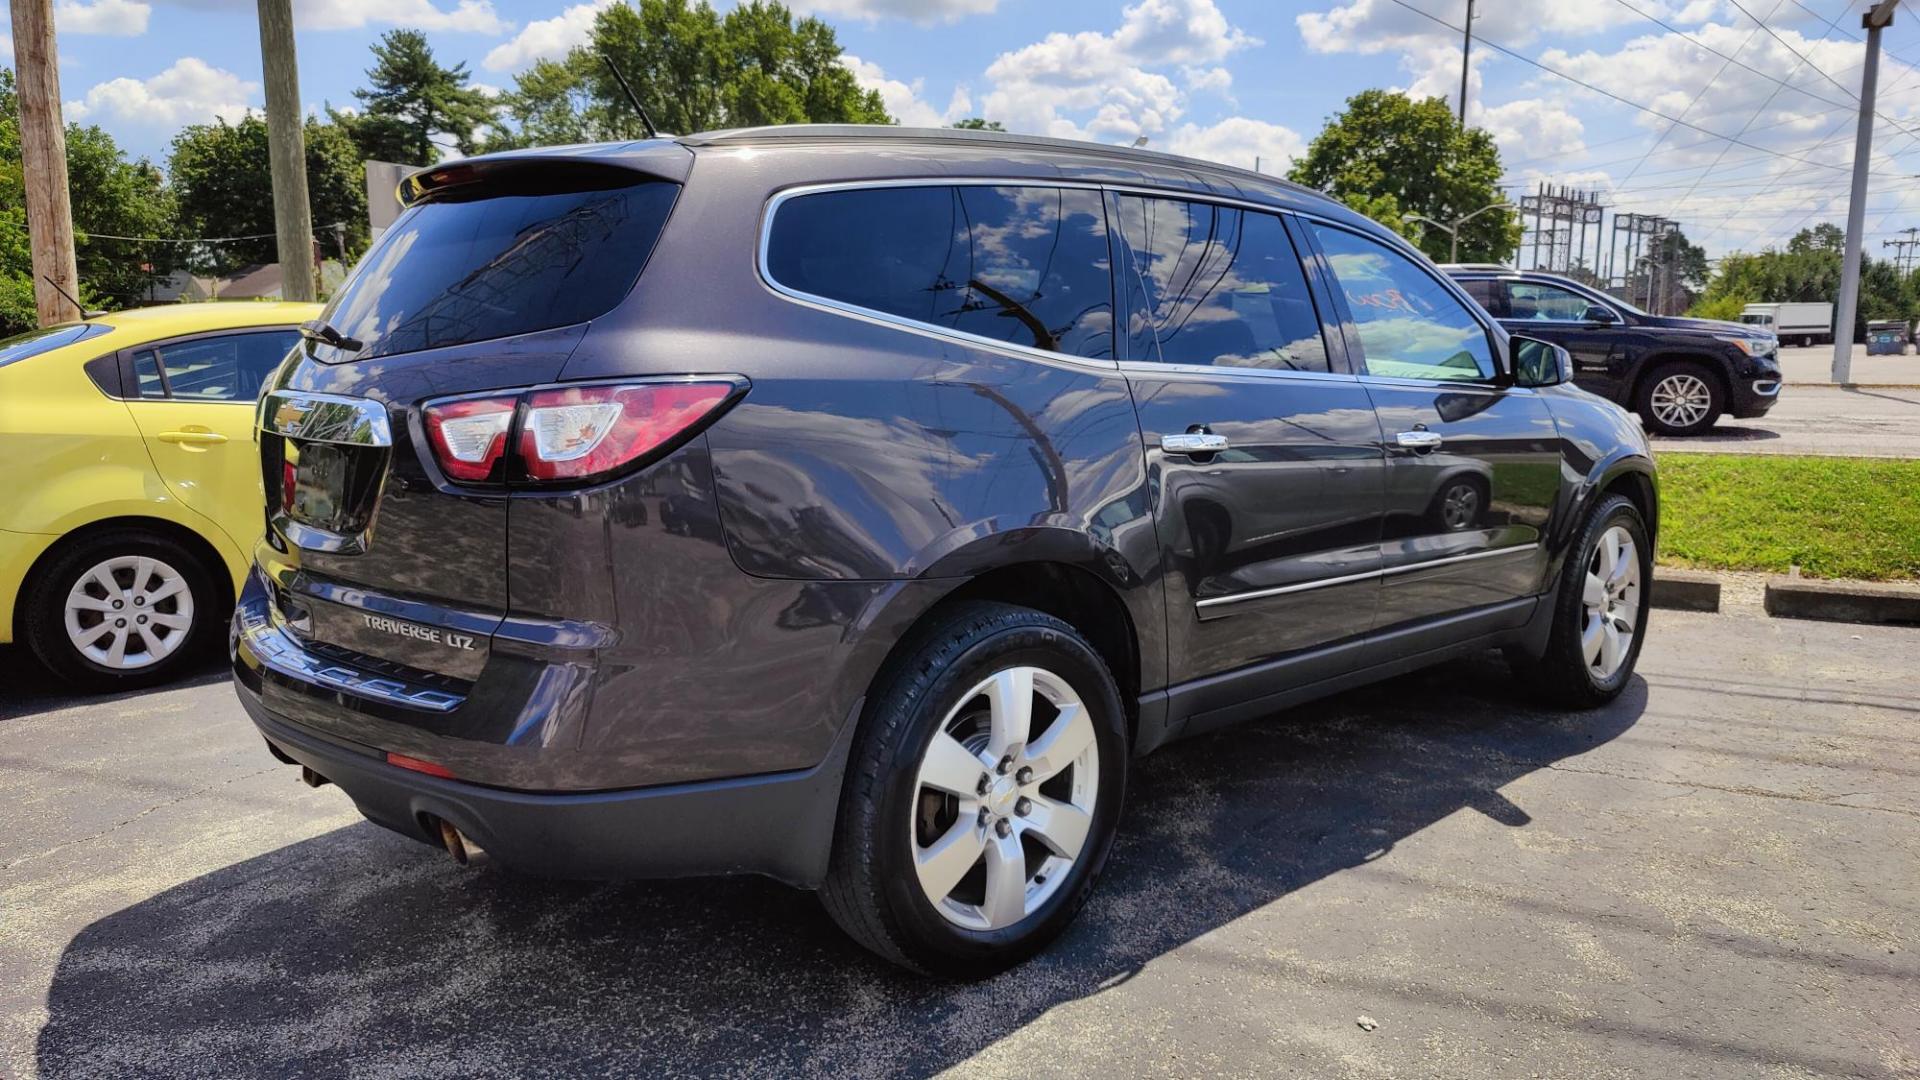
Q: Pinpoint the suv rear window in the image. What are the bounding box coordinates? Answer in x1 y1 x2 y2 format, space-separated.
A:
317 177 679 361
765 184 1114 360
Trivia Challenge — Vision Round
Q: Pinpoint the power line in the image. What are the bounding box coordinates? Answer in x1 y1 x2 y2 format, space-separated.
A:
1609 0 1792 188
79 223 349 244
1384 0 1860 174
1662 0 1863 219
1605 0 1855 111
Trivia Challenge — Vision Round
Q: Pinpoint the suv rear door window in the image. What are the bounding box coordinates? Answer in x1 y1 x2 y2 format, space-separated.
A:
766 184 1114 360
1309 224 1495 382
1112 194 1330 372
1507 281 1595 321
319 177 680 361
1457 278 1503 317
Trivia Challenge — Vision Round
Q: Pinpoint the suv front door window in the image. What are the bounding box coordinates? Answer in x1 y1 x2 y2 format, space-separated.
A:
1308 224 1562 632
1498 278 1626 393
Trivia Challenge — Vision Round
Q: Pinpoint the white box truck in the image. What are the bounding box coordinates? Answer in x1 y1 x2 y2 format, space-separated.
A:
1740 302 1834 347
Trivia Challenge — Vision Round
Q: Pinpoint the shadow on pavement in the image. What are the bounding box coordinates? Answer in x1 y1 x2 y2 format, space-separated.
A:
35 654 1645 1078
0 646 228 722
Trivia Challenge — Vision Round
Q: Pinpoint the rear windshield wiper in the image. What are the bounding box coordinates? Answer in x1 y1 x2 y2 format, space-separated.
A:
299 320 364 353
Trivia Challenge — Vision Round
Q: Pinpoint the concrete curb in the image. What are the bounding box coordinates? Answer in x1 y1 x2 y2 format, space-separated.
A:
1651 568 1721 613
1763 576 1920 626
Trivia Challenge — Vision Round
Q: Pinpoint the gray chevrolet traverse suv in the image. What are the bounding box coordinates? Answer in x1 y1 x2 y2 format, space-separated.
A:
234 126 1657 976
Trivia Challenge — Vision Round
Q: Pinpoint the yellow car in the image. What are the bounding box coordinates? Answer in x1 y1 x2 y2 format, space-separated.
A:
1 302 321 689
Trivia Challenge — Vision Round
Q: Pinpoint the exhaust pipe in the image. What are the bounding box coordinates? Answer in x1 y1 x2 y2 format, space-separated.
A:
437 819 489 867
299 765 331 788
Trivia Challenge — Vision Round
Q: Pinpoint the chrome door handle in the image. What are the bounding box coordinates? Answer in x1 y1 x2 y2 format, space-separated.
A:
1162 432 1229 454
1394 431 1443 451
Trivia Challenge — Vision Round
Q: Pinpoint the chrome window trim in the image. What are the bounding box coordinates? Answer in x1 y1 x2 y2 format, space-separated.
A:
1358 374 1534 394
259 389 394 446
1115 361 1360 386
1195 543 1541 610
758 176 1358 377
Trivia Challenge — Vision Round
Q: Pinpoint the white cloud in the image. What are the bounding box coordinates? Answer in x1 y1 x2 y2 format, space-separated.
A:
793 0 997 23
296 0 508 33
979 0 1255 143
64 57 256 128
1478 98 1584 159
55 0 151 36
841 55 967 128
482 0 612 71
1164 117 1305 173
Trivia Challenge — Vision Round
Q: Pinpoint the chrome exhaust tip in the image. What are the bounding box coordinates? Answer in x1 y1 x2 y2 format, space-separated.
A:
437 819 488 867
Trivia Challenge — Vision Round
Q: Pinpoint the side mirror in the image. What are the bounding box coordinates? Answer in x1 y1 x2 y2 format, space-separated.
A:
1583 304 1618 324
1510 334 1572 388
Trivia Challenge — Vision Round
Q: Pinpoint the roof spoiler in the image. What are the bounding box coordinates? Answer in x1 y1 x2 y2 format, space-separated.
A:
397 145 692 208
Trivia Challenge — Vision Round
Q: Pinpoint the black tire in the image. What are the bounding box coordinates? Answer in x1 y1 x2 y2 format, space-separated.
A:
1635 359 1724 436
821 601 1127 978
19 528 222 692
1506 494 1651 709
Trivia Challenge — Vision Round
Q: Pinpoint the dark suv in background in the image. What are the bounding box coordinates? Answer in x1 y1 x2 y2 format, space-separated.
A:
235 127 1657 976
1442 265 1781 436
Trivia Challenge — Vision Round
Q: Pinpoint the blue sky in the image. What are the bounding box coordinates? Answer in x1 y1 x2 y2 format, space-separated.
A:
8 0 1920 258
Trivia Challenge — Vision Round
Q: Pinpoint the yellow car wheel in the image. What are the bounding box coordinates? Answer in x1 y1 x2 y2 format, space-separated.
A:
21 528 221 691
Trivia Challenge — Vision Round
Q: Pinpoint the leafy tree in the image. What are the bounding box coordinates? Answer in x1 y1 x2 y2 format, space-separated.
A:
488 0 889 149
1339 191 1421 243
1787 222 1844 254
1624 228 1708 314
168 114 368 276
1289 89 1519 264
348 29 493 164
952 118 1005 131
2 67 178 332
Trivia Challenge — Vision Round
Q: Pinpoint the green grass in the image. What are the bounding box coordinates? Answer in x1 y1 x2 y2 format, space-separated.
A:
1658 454 1920 581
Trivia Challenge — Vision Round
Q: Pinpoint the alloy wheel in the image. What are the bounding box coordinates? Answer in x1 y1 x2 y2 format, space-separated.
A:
1649 373 1712 430
1581 525 1640 680
62 555 195 670
910 665 1100 932
1440 483 1481 530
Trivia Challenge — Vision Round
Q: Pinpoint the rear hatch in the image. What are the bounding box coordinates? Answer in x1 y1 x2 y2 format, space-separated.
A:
256 151 686 696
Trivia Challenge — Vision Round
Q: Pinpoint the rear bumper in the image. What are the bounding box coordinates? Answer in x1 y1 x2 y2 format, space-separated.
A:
236 683 856 888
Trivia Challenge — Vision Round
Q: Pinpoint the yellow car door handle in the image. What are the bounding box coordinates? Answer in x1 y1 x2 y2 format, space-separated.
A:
157 430 229 446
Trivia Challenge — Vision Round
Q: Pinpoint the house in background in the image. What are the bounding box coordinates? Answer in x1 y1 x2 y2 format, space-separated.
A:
138 261 347 306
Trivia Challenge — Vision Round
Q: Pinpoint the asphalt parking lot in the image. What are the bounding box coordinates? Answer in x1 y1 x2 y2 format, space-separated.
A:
3 611 1917 1079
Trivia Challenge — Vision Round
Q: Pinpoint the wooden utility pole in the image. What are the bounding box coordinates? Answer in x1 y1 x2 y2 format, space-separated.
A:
10 0 82 325
256 0 316 302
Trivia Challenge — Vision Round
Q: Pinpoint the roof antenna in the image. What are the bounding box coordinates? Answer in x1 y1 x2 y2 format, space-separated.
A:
43 275 103 320
598 51 659 140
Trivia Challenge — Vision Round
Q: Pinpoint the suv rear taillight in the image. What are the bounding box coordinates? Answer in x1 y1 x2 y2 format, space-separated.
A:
424 397 515 482
422 379 742 487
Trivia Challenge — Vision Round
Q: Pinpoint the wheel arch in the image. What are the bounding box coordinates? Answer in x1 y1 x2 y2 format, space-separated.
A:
1630 350 1734 412
12 515 239 643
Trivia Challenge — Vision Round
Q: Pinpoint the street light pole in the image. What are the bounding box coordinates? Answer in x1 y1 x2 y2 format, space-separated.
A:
1835 0 1898 384
1406 201 1512 264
